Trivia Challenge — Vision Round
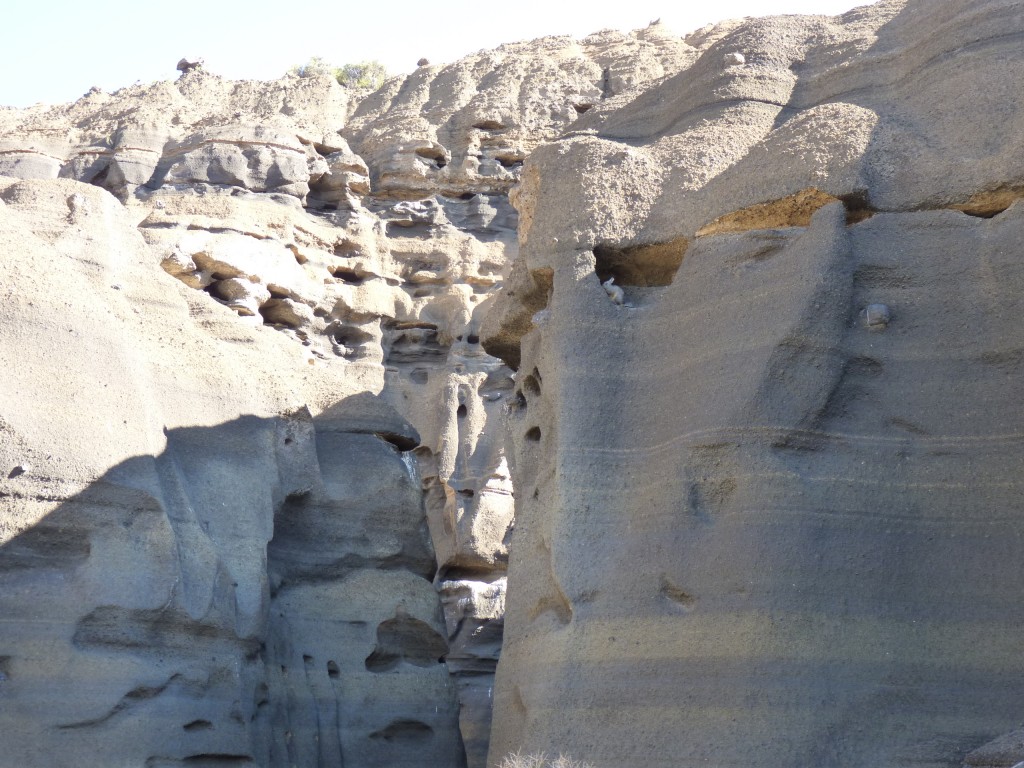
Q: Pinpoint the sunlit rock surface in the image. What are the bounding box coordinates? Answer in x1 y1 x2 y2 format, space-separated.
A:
0 25 696 768
4 2 1024 766
484 1 1024 766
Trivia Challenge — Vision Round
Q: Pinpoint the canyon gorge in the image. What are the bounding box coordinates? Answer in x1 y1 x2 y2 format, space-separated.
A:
2 1 1024 766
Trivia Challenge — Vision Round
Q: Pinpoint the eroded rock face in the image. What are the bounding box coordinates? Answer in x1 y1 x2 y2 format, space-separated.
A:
0 24 705 768
6 4 1023 767
485 1 1024 766
343 23 697 200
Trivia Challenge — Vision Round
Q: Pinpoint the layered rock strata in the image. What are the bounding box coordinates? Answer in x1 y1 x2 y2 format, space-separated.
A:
0 25 701 768
485 1 1024 766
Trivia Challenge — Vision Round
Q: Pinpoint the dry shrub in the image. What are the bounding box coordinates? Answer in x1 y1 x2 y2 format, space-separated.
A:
497 752 595 768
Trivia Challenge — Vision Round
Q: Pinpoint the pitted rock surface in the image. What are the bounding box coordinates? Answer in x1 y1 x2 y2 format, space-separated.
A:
3 3 1024 768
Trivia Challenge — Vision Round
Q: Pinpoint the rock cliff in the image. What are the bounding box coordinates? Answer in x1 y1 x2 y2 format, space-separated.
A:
0 23 696 768
484 0 1024 766
2 1 1024 767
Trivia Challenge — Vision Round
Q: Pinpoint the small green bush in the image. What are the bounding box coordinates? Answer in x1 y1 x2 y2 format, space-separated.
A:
287 58 388 90
497 752 595 768
336 61 388 89
287 56 337 79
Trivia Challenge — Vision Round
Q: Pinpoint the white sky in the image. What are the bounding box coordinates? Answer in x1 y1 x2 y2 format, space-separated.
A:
1 0 875 108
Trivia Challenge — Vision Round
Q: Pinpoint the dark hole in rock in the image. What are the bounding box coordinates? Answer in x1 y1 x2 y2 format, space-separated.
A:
327 660 340 678
258 299 308 329
513 391 527 410
659 575 697 610
594 236 687 287
951 186 1024 218
333 240 360 258
384 322 447 365
841 191 876 225
473 120 505 130
460 192 477 200
522 373 541 397
330 324 374 357
88 163 111 189
439 564 501 581
369 719 434 742
410 368 429 385
415 146 448 168
283 437 293 445
181 755 254 765
329 266 366 285
183 720 214 732
373 430 420 452
480 371 515 394
467 334 480 345
364 616 448 672
573 103 593 114
457 404 467 418
525 426 541 442
457 488 475 498
496 155 524 169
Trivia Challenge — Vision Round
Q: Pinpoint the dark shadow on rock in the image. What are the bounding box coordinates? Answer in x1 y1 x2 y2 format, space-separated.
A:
0 393 465 768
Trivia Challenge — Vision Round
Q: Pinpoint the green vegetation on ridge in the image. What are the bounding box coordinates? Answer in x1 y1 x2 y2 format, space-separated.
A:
288 57 388 89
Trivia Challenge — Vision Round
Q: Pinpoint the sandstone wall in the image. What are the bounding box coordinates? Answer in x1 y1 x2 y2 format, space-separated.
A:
484 1 1024 766
0 26 698 768
5 2 1024 766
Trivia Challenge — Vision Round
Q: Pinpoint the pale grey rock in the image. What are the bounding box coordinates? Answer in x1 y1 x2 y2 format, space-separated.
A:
8 5 1023 768
344 27 696 198
0 142 62 179
384 197 449 228
307 141 371 209
486 2 1024 767
0 175 469 767
440 577 506 768
159 128 311 198
861 302 891 330
964 728 1024 767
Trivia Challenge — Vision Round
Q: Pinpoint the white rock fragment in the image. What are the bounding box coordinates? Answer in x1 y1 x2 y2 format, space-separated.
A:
724 51 746 66
602 276 625 305
861 303 891 330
